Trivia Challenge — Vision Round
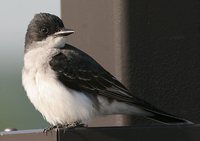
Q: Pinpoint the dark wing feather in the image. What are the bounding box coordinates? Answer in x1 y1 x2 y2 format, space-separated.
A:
49 44 192 124
50 44 148 106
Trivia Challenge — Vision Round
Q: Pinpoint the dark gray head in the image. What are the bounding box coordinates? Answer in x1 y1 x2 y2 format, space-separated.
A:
25 13 74 50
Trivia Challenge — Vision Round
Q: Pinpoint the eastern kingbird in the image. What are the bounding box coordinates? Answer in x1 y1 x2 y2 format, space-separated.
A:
22 13 192 128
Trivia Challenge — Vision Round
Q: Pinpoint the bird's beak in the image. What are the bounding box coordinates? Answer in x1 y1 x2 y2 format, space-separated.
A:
54 29 74 37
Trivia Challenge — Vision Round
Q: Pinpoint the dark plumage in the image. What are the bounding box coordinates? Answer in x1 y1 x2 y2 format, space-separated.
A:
50 43 192 124
25 13 64 50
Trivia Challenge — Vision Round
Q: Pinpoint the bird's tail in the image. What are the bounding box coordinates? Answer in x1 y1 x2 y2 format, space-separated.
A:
144 108 193 125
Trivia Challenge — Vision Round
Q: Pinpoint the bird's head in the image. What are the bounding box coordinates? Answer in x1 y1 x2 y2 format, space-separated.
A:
25 13 74 52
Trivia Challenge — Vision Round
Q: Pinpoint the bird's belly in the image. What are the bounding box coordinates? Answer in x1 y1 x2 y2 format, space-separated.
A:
22 69 97 125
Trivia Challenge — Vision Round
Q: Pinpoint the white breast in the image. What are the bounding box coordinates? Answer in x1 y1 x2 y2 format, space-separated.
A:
22 45 97 125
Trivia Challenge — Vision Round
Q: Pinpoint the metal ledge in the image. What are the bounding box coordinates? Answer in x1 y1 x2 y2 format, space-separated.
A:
1 125 200 141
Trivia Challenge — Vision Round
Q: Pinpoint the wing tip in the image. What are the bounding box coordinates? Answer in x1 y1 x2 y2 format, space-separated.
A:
147 111 194 125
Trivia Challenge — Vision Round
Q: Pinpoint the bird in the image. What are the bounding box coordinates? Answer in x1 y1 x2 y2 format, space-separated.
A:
22 13 192 129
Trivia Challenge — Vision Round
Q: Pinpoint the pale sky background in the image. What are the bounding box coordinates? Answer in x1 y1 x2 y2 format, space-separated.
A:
0 0 60 130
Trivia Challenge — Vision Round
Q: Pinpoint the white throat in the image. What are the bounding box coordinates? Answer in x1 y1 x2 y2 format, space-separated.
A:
26 36 66 53
39 36 66 48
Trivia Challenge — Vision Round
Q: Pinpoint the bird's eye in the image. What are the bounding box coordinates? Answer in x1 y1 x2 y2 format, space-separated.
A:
41 27 49 34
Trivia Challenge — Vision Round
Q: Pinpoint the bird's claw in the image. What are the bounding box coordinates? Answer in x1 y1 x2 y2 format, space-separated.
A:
43 122 86 135
63 121 86 129
43 124 62 135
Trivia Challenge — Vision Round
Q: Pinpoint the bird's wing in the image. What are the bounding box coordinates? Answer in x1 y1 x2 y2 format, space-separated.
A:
49 44 147 106
49 44 193 124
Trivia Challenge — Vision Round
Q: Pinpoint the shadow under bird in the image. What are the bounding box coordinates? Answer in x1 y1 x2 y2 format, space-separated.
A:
22 13 192 129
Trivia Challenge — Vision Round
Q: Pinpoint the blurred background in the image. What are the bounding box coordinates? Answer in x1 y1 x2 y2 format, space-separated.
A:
0 0 60 130
1 0 200 131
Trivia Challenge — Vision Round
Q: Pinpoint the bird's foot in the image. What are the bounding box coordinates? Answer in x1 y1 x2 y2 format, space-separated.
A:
43 122 87 134
43 124 62 134
64 121 86 129
61 121 87 133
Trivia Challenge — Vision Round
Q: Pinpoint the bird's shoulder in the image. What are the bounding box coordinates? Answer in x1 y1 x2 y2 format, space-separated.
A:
49 44 100 73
